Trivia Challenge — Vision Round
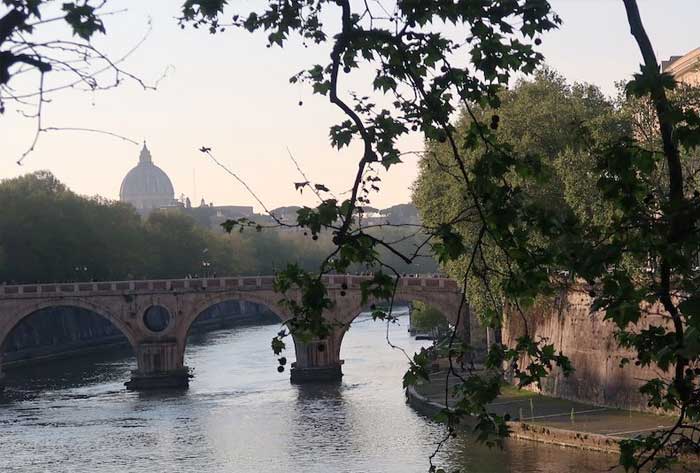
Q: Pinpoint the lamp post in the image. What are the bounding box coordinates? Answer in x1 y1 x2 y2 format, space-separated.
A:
201 248 211 278
74 265 88 281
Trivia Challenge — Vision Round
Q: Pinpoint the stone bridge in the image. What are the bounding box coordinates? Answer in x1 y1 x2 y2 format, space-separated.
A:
0 275 480 389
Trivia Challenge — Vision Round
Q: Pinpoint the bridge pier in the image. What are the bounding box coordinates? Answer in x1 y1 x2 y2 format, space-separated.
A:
125 340 190 390
290 332 344 383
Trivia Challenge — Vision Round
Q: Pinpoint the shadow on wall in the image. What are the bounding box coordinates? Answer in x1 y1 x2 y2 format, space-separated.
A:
188 300 281 335
2 306 130 365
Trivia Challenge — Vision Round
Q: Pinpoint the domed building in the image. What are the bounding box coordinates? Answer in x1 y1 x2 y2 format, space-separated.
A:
120 143 176 214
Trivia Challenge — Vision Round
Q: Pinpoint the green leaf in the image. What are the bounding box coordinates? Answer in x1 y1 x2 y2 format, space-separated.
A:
679 296 700 317
62 2 106 40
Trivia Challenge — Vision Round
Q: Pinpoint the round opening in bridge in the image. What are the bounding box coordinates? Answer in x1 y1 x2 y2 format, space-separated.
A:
143 305 171 332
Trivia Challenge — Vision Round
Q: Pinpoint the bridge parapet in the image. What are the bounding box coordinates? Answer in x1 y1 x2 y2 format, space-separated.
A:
322 275 458 291
0 275 459 299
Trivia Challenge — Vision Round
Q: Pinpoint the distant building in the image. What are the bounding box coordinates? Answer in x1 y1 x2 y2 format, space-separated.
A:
180 199 254 231
357 204 421 227
259 203 420 230
117 143 414 230
380 203 421 225
118 143 253 225
662 47 700 85
119 143 177 215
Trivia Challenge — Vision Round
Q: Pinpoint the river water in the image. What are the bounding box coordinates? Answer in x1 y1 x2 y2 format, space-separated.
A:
1 311 618 473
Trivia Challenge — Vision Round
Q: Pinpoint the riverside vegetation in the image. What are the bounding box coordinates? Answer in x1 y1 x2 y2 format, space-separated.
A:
4 1 700 471
0 171 435 284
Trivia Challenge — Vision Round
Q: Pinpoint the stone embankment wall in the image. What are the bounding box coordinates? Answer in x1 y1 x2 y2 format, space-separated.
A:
2 301 278 366
502 289 670 412
406 384 622 454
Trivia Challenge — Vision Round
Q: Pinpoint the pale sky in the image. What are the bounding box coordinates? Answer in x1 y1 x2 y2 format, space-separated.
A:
2 0 700 212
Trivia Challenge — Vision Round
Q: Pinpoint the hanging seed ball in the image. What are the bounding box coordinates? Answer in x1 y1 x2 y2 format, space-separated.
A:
277 366 284 373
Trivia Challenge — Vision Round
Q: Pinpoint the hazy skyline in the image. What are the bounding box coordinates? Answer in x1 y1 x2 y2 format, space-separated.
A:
3 0 700 212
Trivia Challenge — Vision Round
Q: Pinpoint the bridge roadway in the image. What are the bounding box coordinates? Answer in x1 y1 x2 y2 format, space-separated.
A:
0 275 481 389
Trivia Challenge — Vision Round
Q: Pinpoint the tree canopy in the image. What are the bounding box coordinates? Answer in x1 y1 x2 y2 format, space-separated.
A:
0 171 430 284
414 69 629 320
178 1 700 470
0 171 339 283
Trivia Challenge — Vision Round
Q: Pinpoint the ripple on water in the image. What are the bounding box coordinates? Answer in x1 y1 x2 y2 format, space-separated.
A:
1 313 620 473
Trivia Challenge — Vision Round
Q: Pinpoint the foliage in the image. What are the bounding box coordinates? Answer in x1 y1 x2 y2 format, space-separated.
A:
0 171 433 285
412 9 700 473
413 69 628 321
4 0 696 471
411 301 448 332
1 0 106 92
179 1 700 470
0 171 339 283
179 0 565 466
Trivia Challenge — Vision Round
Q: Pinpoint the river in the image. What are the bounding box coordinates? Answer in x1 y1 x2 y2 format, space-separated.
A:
0 310 618 473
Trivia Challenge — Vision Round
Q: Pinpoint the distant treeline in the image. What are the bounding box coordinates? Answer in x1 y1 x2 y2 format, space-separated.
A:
0 172 435 284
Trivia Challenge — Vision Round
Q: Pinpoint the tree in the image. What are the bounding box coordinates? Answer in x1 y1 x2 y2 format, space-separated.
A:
0 171 144 282
0 172 349 283
411 301 448 333
181 0 700 470
414 69 627 321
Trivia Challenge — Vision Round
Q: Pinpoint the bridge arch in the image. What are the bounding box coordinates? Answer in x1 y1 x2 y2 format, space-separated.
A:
0 298 139 353
330 289 467 327
171 291 291 370
293 289 472 380
178 291 289 339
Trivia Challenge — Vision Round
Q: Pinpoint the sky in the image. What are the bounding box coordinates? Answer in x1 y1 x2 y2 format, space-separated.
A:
3 0 700 212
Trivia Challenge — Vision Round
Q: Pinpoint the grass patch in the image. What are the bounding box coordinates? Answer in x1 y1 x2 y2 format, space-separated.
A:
500 383 538 399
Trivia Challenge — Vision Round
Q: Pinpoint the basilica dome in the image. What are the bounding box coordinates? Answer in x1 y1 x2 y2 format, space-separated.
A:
119 143 176 213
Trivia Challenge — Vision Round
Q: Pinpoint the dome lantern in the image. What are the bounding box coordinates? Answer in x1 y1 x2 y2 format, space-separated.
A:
139 141 153 164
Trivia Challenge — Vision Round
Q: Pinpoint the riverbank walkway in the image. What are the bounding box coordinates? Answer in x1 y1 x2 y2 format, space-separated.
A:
410 369 681 453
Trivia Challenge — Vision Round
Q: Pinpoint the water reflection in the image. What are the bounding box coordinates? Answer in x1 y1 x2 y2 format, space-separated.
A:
1 346 134 403
0 313 622 473
289 382 353 469
443 437 619 473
